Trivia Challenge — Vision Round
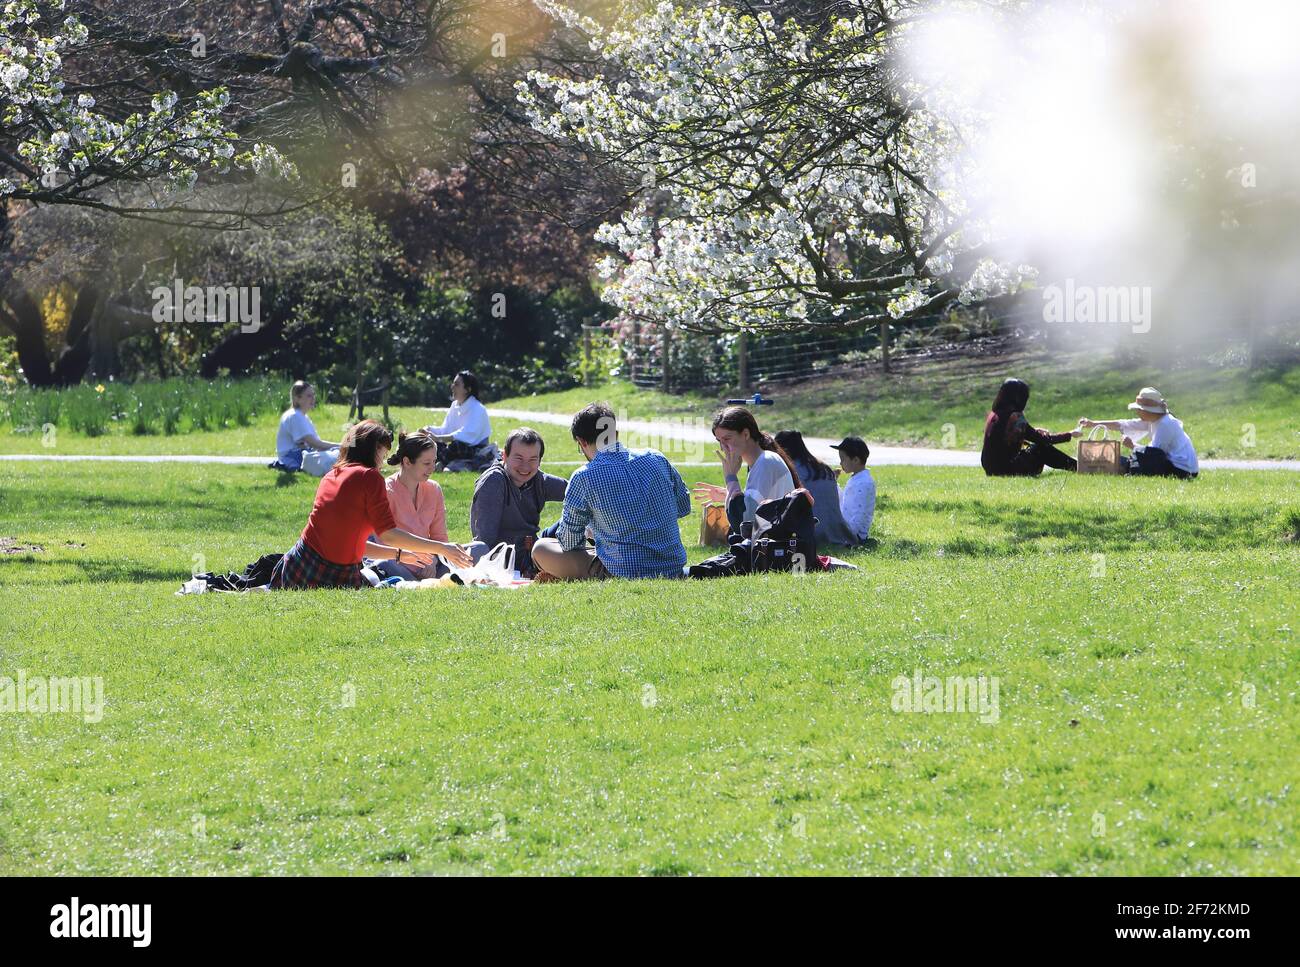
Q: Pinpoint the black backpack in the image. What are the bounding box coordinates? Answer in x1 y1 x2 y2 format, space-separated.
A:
689 489 818 578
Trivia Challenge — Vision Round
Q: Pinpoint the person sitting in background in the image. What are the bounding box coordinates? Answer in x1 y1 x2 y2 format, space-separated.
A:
469 427 568 577
774 430 859 546
274 380 339 476
830 436 876 543
532 403 690 580
365 431 468 582
981 377 1080 477
693 406 800 537
1080 387 1198 479
421 370 492 470
269 420 472 590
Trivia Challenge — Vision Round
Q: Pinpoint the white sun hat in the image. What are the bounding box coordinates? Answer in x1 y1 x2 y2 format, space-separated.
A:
1127 387 1168 414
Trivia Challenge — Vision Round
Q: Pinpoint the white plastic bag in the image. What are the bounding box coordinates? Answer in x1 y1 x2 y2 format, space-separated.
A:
446 541 526 588
300 447 340 477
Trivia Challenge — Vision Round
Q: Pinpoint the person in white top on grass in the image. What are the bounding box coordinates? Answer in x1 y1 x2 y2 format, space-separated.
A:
1079 387 1198 479
831 436 875 542
275 380 340 476
693 405 801 537
421 370 492 470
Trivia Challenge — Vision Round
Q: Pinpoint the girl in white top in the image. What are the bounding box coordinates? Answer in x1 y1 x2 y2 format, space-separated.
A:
422 370 491 447
1080 387 1198 478
694 406 800 533
421 370 492 470
275 380 340 475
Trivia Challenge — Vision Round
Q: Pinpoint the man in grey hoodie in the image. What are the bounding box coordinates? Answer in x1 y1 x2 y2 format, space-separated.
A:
468 427 568 576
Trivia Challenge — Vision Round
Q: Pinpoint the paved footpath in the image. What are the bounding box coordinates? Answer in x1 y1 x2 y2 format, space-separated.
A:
486 408 1300 472
1 407 1296 471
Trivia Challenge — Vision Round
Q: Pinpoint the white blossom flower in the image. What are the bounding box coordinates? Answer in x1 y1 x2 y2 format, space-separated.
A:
520 0 1025 332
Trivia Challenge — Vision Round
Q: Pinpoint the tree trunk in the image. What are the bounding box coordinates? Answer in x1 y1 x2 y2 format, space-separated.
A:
51 283 102 386
879 320 891 374
0 286 54 386
151 327 169 379
197 283 283 379
199 316 286 377
1246 302 1262 370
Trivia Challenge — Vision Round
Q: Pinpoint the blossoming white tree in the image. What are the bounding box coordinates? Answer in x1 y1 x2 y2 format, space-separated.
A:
0 0 294 216
0 0 306 386
517 0 1031 337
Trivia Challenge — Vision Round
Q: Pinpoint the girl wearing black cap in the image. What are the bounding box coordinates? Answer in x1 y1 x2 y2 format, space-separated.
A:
981 378 1080 477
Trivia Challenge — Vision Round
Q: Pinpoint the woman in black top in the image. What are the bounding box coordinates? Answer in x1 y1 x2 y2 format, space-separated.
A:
981 378 1080 476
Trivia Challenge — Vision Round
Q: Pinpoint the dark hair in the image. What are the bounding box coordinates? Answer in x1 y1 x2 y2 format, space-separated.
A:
337 419 393 469
386 430 437 466
291 380 312 406
571 402 616 446
991 378 1030 414
455 370 481 400
774 430 834 481
505 427 545 460
832 436 870 463
712 406 802 488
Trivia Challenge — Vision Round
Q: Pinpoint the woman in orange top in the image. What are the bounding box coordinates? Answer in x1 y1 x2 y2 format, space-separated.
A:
368 432 455 581
269 421 472 590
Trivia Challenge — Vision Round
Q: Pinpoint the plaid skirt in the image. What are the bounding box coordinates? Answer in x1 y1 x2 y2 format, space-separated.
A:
269 539 365 590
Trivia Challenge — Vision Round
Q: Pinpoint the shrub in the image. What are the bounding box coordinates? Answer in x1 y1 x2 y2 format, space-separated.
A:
0 376 285 438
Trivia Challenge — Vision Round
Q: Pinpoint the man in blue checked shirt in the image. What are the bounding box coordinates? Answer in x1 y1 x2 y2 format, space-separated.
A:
531 402 691 580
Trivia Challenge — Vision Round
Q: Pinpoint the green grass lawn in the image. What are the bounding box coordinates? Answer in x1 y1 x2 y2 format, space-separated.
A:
498 349 1300 460
0 404 440 458
0 403 599 465
5 350 1299 462
2 459 1296 875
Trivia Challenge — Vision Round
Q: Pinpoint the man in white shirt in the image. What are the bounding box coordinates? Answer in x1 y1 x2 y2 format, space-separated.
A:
421 370 492 470
831 436 876 543
1080 387 1198 479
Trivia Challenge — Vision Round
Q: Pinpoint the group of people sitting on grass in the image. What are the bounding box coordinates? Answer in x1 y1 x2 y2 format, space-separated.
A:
981 379 1199 479
267 398 878 590
272 371 495 477
259 374 1197 590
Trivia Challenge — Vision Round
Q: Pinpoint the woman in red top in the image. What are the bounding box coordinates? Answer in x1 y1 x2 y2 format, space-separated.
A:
269 420 473 589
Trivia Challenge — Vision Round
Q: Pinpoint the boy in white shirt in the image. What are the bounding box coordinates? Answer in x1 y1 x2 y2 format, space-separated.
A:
1080 387 1198 479
831 436 876 543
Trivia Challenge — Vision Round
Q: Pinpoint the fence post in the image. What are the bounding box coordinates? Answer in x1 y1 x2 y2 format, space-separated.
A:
737 331 750 393
661 327 672 392
582 326 593 387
